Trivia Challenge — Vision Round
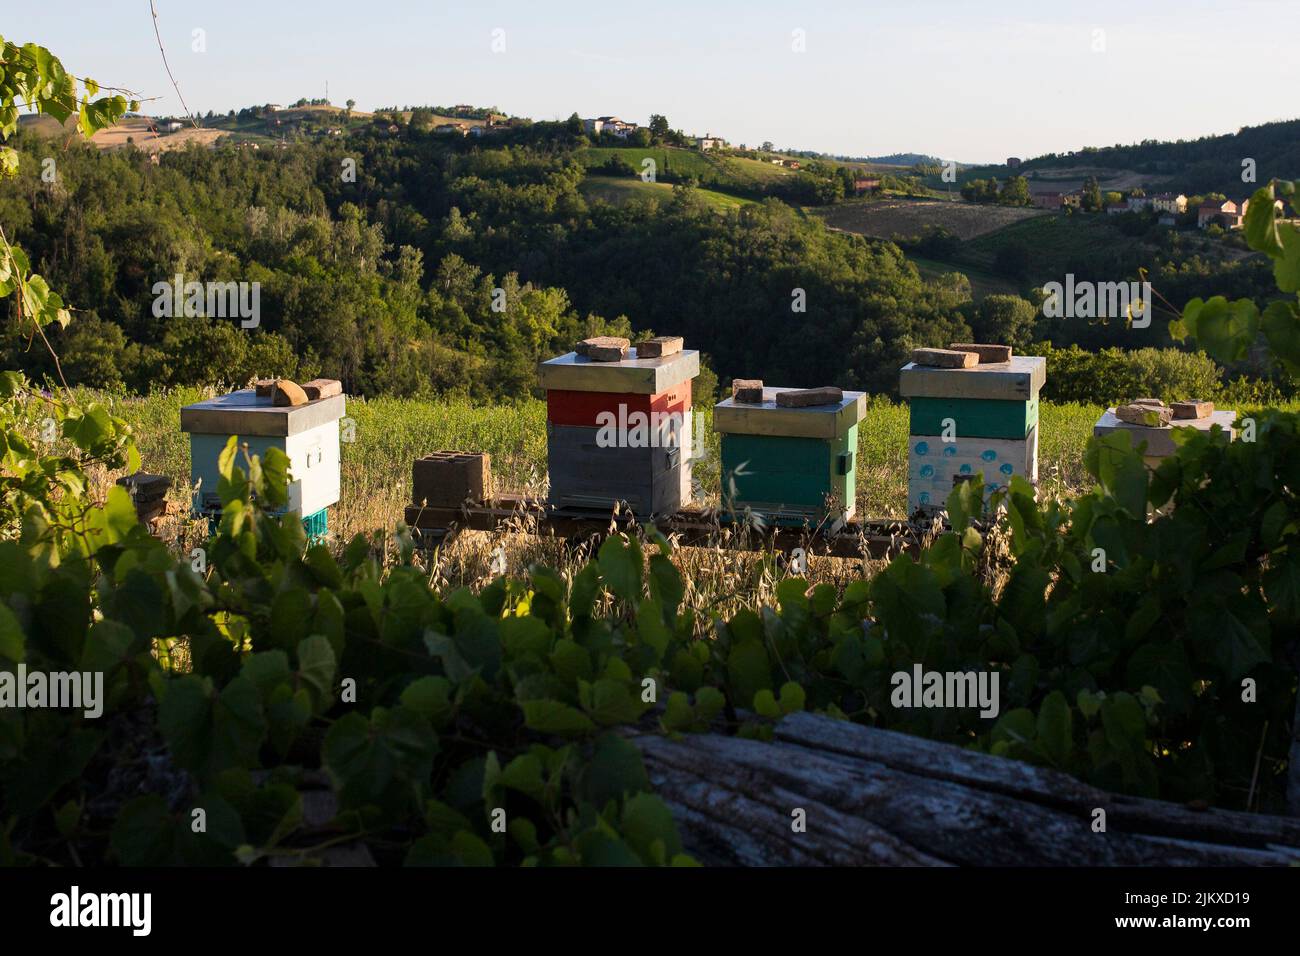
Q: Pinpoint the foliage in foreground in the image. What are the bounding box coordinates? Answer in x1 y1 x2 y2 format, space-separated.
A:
1 363 1298 865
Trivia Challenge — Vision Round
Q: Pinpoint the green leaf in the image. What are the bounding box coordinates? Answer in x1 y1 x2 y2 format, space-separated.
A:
726 639 772 708
598 534 643 601
521 699 596 736
1261 300 1300 376
1243 185 1284 257
295 635 336 711
1035 691 1072 767
0 602 23 661
579 733 650 807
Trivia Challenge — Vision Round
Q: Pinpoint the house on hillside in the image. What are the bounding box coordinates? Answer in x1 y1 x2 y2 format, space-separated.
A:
1240 197 1285 220
1198 199 1238 229
770 158 786 166
1126 195 1152 212
696 135 726 151
1150 192 1187 214
1006 157 1022 169
1105 201 1129 215
1158 213 1178 227
584 116 637 139
1062 192 1082 210
852 177 881 196
434 123 469 136
1031 192 1064 210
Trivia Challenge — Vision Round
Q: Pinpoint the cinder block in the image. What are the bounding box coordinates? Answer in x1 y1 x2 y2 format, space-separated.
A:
302 378 343 400
1172 400 1213 420
1115 403 1172 427
575 336 630 361
634 336 684 358
272 379 308 407
912 347 977 369
775 386 843 408
948 343 1012 364
732 379 765 403
412 451 492 507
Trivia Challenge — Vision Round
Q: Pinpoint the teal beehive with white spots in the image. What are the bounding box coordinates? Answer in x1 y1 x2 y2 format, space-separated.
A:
900 354 1045 518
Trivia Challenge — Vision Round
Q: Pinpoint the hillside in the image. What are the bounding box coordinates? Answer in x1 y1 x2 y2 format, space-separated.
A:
1023 117 1300 197
18 113 227 152
579 174 755 211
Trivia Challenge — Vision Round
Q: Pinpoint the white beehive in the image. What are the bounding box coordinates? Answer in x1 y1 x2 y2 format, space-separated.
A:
180 388 345 518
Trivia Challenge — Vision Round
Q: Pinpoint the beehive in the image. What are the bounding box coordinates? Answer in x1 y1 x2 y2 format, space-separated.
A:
180 387 345 524
900 355 1045 517
538 345 698 515
1093 407 1237 469
713 386 867 524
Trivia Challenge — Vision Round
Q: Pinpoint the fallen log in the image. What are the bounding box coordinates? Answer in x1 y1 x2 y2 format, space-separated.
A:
630 712 1300 866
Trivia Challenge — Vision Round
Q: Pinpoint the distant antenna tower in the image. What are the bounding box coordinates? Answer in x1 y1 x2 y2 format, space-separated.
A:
325 80 329 104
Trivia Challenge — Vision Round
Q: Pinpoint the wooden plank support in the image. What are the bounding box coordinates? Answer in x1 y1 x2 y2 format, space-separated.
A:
403 495 922 560
627 712 1300 866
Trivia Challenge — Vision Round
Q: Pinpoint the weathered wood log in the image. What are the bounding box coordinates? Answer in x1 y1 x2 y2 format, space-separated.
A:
630 712 1300 866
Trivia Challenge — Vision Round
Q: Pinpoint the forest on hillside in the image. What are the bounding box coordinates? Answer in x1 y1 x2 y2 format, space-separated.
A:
1026 118 1300 197
0 122 1292 401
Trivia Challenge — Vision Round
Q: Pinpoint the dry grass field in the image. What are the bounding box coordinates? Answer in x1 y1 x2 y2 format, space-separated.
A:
816 197 1049 241
19 114 227 152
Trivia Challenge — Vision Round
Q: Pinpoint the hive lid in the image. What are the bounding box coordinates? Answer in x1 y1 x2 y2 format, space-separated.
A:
713 387 867 439
538 348 700 395
1093 407 1236 457
181 388 346 437
899 355 1046 401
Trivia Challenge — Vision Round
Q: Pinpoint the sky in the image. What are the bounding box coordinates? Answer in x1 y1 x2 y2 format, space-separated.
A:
10 0 1299 163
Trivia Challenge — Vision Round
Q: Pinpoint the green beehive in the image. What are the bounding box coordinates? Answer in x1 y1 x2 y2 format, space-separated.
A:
714 387 866 525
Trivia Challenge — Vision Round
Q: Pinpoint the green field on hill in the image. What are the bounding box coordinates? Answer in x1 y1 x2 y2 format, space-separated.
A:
579 175 755 211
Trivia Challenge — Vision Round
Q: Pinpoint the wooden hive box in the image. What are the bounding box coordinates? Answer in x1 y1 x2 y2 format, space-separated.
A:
713 386 867 524
900 355 1045 518
180 387 345 519
907 429 1039 517
539 345 698 515
1093 407 1237 466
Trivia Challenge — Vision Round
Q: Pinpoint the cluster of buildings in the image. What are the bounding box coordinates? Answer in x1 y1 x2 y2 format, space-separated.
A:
1026 187 1288 231
1194 196 1286 230
434 117 509 138
582 116 639 139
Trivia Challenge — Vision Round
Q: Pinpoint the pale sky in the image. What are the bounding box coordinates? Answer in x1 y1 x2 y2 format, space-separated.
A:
10 0 1298 163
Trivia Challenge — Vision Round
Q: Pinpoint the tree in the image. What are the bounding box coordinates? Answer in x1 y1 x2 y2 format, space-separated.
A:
345 98 356 115
648 114 670 142
409 107 435 132
969 294 1038 350
999 175 1031 206
1081 175 1104 212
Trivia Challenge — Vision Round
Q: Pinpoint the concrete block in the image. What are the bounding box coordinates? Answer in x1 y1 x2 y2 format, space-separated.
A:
912 347 977 369
412 452 492 507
